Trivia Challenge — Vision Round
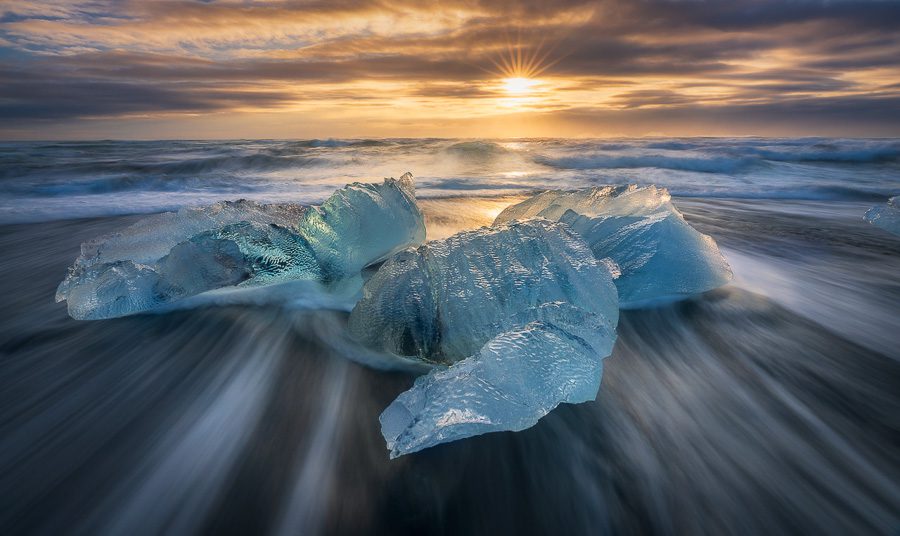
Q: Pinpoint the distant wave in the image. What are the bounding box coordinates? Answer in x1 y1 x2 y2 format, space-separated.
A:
23 175 268 197
535 154 755 174
643 141 702 150
444 141 510 159
640 139 900 164
743 143 900 164
422 177 536 191
119 154 327 175
283 139 394 149
535 141 900 172
0 153 328 195
671 186 889 202
1 138 898 224
417 183 890 203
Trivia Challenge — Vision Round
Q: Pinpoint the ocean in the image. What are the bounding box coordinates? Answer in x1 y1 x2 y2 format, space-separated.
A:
1 138 898 534
2 137 899 223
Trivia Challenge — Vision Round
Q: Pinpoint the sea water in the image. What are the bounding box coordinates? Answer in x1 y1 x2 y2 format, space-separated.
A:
0 138 898 534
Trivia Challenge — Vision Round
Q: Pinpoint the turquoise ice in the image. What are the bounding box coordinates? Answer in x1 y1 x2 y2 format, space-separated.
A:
349 220 619 457
56 174 425 319
494 185 732 306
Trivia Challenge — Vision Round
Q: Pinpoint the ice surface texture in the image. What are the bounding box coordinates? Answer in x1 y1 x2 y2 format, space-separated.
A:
57 174 425 319
864 196 900 236
494 185 732 306
349 220 619 457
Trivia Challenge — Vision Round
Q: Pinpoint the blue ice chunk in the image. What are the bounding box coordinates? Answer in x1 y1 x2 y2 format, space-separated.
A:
380 303 616 458
494 185 732 306
57 174 425 319
300 172 425 278
349 220 619 457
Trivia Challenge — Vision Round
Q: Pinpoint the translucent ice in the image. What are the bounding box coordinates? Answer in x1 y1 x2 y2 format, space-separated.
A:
494 185 732 306
494 185 672 222
349 220 619 457
864 196 900 236
65 199 307 267
299 172 424 278
57 174 425 319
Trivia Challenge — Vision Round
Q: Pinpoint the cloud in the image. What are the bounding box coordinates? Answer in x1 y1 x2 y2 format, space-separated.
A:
0 0 898 136
552 93 900 137
609 90 695 109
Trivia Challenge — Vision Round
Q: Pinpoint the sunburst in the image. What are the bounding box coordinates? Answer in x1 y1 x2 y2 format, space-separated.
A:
487 35 561 96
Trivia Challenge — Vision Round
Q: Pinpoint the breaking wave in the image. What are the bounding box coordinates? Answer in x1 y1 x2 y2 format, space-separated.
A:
535 153 756 173
743 142 900 163
444 140 511 159
0 137 898 223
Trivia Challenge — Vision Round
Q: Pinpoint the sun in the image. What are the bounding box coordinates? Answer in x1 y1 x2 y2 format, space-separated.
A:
502 77 538 95
487 38 559 100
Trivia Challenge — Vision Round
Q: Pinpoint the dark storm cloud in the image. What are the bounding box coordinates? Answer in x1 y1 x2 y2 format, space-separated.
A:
554 93 900 136
48 51 489 84
609 90 695 109
0 0 898 133
644 0 900 32
0 66 296 120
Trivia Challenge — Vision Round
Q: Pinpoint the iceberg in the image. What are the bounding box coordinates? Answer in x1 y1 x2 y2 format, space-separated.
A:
494 185 732 306
349 220 619 457
57 174 425 319
864 196 900 236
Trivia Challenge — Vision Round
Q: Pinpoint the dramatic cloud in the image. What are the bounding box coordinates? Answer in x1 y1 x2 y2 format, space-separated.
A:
1 0 898 137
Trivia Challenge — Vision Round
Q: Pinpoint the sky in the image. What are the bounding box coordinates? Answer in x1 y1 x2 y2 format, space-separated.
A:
1 0 899 139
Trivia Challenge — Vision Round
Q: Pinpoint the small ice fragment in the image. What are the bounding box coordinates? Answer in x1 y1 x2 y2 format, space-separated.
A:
864 196 900 236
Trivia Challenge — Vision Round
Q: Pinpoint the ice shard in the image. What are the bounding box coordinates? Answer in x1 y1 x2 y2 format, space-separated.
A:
494 185 732 306
864 196 900 237
349 220 619 457
57 174 425 319
494 185 672 222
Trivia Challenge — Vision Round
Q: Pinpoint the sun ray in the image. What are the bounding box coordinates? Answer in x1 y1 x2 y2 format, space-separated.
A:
489 29 561 82
483 31 558 102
